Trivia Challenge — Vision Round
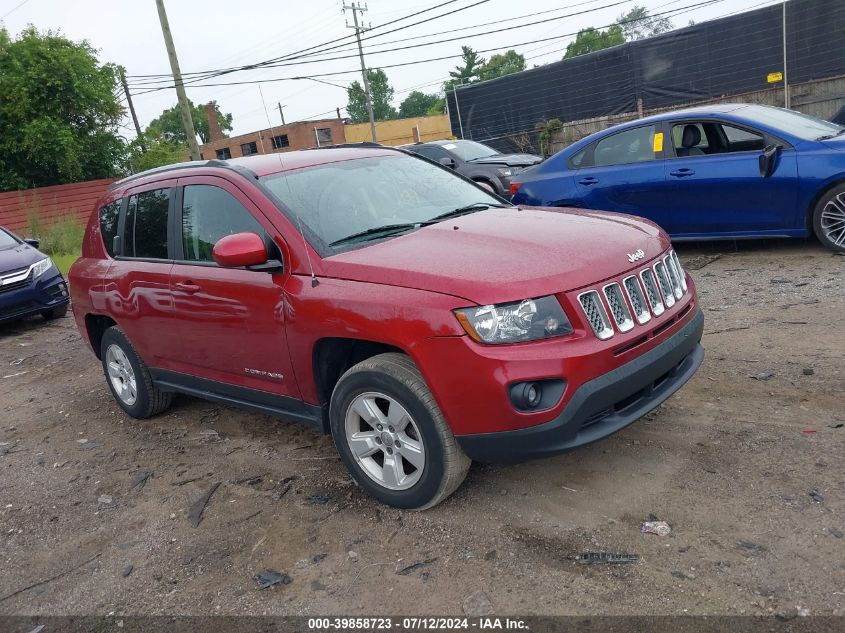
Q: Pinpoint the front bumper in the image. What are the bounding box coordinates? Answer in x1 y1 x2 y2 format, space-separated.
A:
455 307 704 462
0 268 69 324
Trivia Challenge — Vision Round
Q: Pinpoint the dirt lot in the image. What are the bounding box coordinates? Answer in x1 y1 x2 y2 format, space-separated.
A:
0 240 842 617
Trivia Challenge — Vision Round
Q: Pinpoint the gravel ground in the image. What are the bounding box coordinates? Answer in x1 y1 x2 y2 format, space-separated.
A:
0 239 842 617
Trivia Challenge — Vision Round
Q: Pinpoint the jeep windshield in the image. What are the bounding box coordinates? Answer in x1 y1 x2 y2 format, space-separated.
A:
261 153 506 250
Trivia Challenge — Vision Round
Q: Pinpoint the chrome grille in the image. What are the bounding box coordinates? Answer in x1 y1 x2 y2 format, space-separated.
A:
670 250 687 292
639 269 665 316
653 261 676 308
663 255 683 299
0 269 33 294
602 283 634 332
623 275 651 324
578 290 614 340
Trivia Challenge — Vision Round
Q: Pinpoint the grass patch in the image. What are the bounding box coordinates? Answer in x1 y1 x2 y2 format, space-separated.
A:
26 212 84 273
53 253 78 275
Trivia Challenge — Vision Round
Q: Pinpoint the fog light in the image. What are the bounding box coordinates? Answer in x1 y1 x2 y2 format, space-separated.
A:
526 383 541 407
508 379 567 412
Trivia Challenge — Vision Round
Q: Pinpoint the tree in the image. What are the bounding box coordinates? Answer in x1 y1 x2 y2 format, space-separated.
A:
398 91 442 118
617 5 674 40
477 50 526 81
0 27 125 191
427 98 446 116
445 46 485 91
147 100 232 145
346 69 397 123
127 131 187 172
563 25 626 59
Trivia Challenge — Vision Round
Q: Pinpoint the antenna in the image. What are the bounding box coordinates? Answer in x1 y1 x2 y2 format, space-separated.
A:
257 83 319 288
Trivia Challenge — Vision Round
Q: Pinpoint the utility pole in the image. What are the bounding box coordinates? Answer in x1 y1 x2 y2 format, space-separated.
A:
343 2 377 142
277 103 286 125
155 0 201 160
119 67 144 149
782 0 790 109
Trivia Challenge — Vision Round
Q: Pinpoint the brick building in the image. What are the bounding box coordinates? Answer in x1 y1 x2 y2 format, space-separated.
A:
198 102 346 160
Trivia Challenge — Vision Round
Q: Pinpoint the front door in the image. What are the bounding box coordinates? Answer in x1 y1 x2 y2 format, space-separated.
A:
663 120 798 235
165 176 300 400
573 123 670 227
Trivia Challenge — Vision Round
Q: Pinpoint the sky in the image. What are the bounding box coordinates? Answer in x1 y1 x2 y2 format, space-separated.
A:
0 0 779 139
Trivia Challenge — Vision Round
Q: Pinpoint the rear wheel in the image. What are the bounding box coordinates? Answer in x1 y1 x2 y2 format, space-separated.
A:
100 326 173 419
813 184 845 253
41 303 68 321
329 353 470 510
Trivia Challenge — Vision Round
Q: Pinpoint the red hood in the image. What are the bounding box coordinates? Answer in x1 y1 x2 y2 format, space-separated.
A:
322 206 670 305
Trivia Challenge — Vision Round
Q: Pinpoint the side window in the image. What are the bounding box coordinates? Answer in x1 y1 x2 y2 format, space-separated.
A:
672 123 709 155
593 125 657 167
123 188 170 259
414 146 449 162
569 148 590 169
181 185 265 263
99 200 120 256
720 124 766 152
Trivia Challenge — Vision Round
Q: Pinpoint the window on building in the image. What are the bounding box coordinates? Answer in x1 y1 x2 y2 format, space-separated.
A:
123 189 170 259
180 185 265 262
99 200 121 256
315 128 333 145
271 134 290 149
216 147 232 160
241 141 258 156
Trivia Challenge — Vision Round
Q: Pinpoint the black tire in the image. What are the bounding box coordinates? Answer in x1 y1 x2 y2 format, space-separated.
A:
813 183 845 253
41 303 68 321
100 326 173 419
329 353 470 510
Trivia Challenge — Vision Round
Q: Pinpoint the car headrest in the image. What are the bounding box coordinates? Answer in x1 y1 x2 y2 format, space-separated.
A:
682 124 702 148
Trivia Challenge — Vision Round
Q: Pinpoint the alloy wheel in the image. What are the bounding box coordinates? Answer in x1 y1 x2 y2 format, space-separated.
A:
821 193 845 248
106 344 137 406
344 391 426 491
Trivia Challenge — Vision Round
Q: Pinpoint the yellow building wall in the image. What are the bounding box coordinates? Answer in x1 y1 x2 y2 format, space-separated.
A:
344 114 452 146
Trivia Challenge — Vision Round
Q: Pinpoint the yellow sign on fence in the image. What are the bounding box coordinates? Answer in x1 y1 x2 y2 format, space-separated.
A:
767 71 784 83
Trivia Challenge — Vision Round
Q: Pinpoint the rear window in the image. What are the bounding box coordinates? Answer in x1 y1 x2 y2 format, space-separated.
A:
124 188 170 259
99 201 120 256
593 125 658 167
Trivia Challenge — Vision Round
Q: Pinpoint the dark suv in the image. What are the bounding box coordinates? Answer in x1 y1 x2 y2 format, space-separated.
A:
402 139 542 197
69 147 703 509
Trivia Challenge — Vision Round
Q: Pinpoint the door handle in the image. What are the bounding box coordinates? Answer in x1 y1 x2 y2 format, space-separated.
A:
669 168 695 177
174 281 201 294
578 176 599 185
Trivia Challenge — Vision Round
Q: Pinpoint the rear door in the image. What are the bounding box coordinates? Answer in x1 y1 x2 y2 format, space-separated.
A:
166 175 300 399
573 123 670 227
663 119 798 235
107 180 175 365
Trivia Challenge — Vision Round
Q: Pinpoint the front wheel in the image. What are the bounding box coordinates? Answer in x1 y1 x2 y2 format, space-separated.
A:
813 184 845 253
329 353 470 510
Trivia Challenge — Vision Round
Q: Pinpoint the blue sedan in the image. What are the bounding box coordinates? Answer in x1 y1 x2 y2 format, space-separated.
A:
511 104 845 252
0 226 69 325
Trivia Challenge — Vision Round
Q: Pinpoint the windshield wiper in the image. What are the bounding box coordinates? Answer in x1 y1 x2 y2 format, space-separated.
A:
329 223 423 247
427 202 511 223
817 128 845 140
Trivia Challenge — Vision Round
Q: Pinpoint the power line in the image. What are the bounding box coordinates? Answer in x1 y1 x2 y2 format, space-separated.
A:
129 0 725 95
126 0 626 89
0 0 31 21
126 0 470 81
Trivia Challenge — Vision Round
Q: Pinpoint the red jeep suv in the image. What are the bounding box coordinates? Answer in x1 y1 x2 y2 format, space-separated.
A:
69 146 703 509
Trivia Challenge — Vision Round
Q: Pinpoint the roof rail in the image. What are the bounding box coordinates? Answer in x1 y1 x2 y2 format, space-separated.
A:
109 159 257 190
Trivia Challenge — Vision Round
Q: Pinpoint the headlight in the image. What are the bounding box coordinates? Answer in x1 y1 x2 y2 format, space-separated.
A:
498 168 513 177
31 257 54 279
455 295 573 344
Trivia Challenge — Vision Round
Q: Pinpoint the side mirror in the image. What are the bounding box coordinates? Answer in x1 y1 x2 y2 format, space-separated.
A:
23 238 40 249
439 157 457 169
759 144 781 178
212 232 268 268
